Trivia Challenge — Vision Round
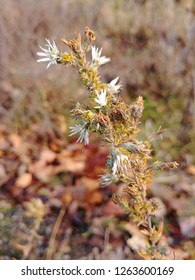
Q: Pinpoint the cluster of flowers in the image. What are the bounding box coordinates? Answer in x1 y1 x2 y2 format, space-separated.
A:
37 38 131 180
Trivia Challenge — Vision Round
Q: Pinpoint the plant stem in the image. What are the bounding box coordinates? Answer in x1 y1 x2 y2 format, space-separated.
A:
46 205 66 260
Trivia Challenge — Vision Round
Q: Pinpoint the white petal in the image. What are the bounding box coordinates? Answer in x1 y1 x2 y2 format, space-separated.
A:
91 46 96 60
37 58 51 62
98 48 103 57
39 46 50 53
45 38 52 46
36 52 49 57
99 57 111 65
77 135 82 143
46 61 52 69
110 77 119 86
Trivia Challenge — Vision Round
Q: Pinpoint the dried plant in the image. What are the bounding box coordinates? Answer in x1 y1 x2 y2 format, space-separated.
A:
37 27 178 260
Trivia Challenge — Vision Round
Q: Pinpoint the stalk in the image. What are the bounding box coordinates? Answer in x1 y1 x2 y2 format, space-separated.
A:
37 27 178 259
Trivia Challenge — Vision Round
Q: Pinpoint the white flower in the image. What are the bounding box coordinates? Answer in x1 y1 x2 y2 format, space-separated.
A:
111 149 130 175
37 39 60 69
99 173 118 187
107 77 122 94
91 46 110 67
69 122 89 145
94 89 107 108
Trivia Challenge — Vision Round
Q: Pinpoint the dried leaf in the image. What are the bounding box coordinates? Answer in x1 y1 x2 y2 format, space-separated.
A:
186 165 195 175
55 158 85 173
86 191 103 204
29 164 55 181
16 173 32 188
57 150 85 173
77 177 100 192
39 149 56 164
9 134 22 148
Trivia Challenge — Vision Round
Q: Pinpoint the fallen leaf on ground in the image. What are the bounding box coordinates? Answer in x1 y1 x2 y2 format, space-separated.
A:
186 165 195 175
39 149 56 164
9 134 22 148
86 191 103 205
77 177 100 192
16 173 32 188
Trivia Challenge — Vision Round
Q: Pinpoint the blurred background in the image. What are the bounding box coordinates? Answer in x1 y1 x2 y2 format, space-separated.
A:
0 0 195 259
